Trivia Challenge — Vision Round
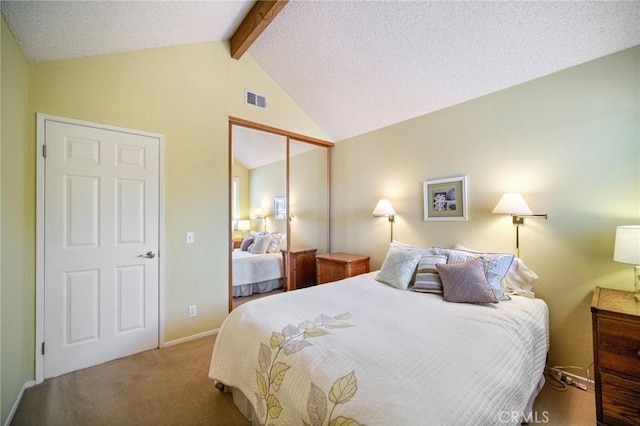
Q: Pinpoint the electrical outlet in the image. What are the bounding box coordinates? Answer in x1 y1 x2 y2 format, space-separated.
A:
189 305 197 318
186 232 195 244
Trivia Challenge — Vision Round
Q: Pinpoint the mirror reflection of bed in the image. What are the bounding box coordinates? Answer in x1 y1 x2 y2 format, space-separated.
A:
229 119 332 310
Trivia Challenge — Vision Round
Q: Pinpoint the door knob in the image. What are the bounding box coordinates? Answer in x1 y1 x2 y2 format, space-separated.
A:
139 251 156 258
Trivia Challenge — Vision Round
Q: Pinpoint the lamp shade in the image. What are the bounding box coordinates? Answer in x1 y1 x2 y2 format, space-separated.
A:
492 193 533 215
614 225 640 265
237 219 251 231
372 199 396 217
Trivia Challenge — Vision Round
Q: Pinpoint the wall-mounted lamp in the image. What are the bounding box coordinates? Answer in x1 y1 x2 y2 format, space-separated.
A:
613 225 640 301
254 208 267 232
492 193 548 257
237 219 251 236
373 199 396 242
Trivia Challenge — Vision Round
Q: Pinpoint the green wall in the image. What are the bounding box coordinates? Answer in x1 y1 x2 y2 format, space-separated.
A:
1 16 31 423
0 17 329 423
331 46 640 369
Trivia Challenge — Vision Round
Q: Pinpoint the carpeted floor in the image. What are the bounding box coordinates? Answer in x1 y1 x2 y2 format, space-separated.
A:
12 334 595 425
12 335 248 426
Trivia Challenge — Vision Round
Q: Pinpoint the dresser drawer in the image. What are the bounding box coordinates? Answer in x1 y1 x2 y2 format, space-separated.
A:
601 372 640 426
598 317 640 380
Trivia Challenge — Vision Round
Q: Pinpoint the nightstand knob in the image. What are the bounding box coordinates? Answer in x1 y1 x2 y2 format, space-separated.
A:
637 349 640 358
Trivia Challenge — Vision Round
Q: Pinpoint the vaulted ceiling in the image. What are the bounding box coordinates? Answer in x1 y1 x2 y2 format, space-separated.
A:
2 0 639 144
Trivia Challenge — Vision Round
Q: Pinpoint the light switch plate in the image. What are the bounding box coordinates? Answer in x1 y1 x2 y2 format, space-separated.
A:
186 232 195 244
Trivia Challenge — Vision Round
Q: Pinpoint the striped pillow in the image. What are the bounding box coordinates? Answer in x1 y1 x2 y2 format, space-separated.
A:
412 254 447 294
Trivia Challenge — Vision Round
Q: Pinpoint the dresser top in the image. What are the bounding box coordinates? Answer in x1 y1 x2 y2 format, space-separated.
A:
282 247 317 254
591 286 640 318
316 252 370 263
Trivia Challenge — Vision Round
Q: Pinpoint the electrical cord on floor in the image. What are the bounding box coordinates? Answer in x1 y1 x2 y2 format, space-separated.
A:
544 365 592 392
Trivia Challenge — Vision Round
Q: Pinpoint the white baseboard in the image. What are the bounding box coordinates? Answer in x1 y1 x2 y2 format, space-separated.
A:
163 328 218 348
4 380 36 426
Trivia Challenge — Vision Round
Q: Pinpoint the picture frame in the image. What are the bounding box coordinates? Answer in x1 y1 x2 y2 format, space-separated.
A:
423 176 468 221
273 197 286 220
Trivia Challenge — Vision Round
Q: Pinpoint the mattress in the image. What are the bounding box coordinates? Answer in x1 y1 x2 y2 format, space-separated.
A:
232 250 283 288
210 271 549 425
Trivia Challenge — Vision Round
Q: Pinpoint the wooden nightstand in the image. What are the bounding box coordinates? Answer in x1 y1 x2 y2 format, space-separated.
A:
232 239 243 249
316 253 370 284
282 247 317 291
591 286 640 426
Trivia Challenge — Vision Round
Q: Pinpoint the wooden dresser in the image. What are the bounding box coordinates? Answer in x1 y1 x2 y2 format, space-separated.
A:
316 253 370 284
282 247 317 291
591 286 640 426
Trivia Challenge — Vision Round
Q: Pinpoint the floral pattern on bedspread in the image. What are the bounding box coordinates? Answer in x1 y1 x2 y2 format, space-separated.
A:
255 312 361 426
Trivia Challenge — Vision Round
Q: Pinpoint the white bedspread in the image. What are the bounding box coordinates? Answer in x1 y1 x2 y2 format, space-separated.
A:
232 250 283 287
210 271 549 426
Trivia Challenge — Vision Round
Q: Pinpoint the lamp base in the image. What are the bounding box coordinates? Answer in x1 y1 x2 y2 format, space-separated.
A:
635 265 640 302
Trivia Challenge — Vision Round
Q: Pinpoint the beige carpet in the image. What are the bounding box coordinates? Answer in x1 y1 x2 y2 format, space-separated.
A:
12 335 595 425
12 335 248 426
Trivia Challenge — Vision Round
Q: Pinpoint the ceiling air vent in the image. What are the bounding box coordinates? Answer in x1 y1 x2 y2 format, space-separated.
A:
245 90 267 109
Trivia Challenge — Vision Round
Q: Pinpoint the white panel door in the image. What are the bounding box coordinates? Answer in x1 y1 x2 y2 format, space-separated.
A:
44 119 159 378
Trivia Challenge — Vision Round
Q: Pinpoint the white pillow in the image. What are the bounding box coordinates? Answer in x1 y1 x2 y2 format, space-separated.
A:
249 233 273 254
375 245 422 290
267 233 283 253
504 258 539 297
391 240 435 256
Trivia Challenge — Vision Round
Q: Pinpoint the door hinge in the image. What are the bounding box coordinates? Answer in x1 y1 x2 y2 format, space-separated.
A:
42 145 47 158
41 341 45 355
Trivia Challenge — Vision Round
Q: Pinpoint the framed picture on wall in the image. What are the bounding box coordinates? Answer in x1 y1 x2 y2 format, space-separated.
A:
423 176 468 221
274 197 286 220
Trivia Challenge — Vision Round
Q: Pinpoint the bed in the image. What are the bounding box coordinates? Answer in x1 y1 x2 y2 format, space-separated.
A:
232 249 284 297
210 247 549 425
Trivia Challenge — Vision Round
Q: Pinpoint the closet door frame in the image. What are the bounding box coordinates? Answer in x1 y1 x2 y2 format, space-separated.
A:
228 117 334 312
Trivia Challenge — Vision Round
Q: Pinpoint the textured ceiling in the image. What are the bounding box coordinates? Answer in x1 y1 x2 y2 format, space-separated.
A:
250 1 640 141
232 125 318 170
0 0 254 61
2 0 639 148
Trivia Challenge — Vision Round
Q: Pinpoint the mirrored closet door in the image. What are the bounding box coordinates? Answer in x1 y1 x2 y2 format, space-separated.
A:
229 117 333 311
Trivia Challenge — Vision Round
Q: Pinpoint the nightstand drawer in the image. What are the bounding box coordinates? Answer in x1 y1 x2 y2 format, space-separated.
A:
598 317 640 380
601 372 640 426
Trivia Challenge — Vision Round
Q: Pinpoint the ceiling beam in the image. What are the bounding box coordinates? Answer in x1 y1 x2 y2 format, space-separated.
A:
230 0 289 60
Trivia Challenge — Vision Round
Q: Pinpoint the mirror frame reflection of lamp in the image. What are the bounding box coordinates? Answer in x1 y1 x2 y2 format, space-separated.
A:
613 225 640 301
254 208 267 232
373 199 396 242
492 193 548 257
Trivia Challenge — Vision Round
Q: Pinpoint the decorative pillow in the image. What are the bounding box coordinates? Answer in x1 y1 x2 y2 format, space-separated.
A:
240 236 254 251
249 233 273 254
375 245 422 290
411 254 447 294
437 258 498 304
267 233 283 253
434 247 513 301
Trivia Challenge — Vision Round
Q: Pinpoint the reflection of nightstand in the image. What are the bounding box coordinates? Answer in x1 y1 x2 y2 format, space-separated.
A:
232 239 242 249
282 247 317 290
316 253 370 284
591 286 640 425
